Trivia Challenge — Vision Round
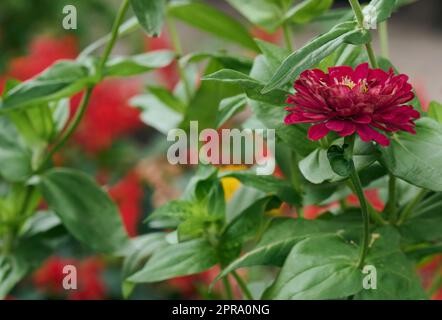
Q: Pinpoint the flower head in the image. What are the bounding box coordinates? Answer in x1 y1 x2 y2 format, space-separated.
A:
285 63 420 146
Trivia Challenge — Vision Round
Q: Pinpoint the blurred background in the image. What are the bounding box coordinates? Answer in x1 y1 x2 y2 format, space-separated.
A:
0 0 441 300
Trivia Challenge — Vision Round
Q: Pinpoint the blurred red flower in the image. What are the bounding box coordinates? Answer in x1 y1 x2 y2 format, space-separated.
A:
0 35 143 154
303 189 384 220
144 32 179 90
109 172 144 237
70 79 143 154
251 27 283 44
347 189 385 212
0 35 77 93
33 256 106 300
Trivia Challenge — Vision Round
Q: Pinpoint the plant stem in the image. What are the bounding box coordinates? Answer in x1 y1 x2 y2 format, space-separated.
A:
379 21 390 58
283 23 293 51
167 17 193 102
345 135 370 268
385 174 397 223
40 88 93 169
232 271 253 300
1 186 34 255
346 180 386 225
39 0 130 170
97 0 131 76
348 0 379 68
222 276 233 300
398 189 429 225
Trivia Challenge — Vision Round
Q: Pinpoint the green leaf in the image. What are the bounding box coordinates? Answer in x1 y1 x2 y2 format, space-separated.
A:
218 197 275 265
365 0 398 23
148 86 186 113
122 233 169 298
255 39 291 72
130 0 165 37
180 52 253 75
39 168 130 254
219 170 302 206
184 60 242 130
327 145 352 177
0 60 92 112
0 210 65 299
300 139 376 184
225 0 284 32
262 21 370 93
130 93 183 135
168 0 258 51
400 193 442 244
379 118 442 191
428 101 442 124
0 118 32 182
216 94 247 128
128 239 218 283
355 227 426 299
217 218 338 279
263 234 362 299
284 0 334 24
0 255 28 299
105 50 175 77
203 69 288 106
225 185 267 222
249 100 319 157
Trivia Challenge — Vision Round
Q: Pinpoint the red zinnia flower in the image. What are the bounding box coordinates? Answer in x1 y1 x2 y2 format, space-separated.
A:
285 63 420 146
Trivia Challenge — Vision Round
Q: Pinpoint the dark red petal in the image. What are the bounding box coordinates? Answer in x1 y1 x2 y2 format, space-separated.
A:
308 123 330 140
356 125 390 146
353 63 369 82
338 122 356 136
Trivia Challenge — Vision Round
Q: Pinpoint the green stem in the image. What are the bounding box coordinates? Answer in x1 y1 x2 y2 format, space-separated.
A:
398 189 429 225
348 0 379 68
39 0 130 170
1 186 34 255
97 0 130 76
232 271 253 300
40 88 93 169
222 276 233 300
385 174 397 223
347 180 386 225
167 17 192 102
283 23 293 51
364 43 379 68
379 21 390 58
345 135 370 268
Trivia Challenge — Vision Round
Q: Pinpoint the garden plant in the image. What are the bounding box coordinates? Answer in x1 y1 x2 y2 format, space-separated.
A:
1 0 442 300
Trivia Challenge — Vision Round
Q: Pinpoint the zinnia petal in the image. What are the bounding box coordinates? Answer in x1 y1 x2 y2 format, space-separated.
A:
308 123 330 141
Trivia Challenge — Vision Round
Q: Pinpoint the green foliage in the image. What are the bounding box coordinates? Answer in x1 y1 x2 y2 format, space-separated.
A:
0 0 436 301
130 0 166 37
39 168 130 254
380 118 442 191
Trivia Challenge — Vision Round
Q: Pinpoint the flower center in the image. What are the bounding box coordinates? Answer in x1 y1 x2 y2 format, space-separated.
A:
341 76 356 89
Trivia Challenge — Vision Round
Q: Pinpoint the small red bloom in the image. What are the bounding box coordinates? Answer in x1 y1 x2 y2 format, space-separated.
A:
109 172 144 237
285 63 420 146
144 32 180 90
71 79 142 154
33 256 107 300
